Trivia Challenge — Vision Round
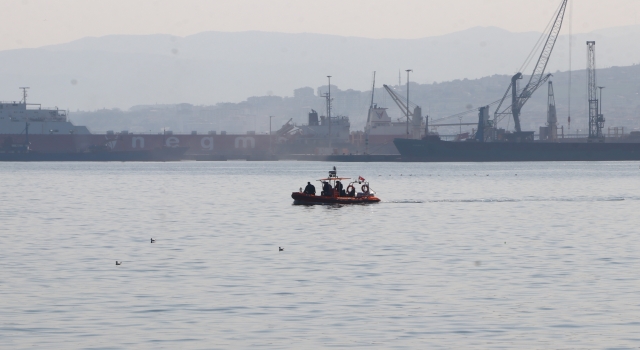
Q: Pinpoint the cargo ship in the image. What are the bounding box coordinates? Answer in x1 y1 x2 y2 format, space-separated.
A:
393 104 640 162
393 0 640 163
274 109 357 156
0 144 189 162
0 89 272 160
394 136 640 162
362 105 425 155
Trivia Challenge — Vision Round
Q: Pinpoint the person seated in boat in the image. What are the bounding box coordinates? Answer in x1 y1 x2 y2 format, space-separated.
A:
303 182 316 195
321 181 332 196
335 181 345 197
347 185 356 197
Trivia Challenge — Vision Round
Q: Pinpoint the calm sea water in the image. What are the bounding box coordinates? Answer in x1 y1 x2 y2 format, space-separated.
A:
1 161 640 349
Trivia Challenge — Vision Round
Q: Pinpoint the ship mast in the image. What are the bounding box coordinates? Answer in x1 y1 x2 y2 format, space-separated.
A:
322 76 333 149
20 87 30 148
20 87 29 104
366 71 376 155
405 69 412 138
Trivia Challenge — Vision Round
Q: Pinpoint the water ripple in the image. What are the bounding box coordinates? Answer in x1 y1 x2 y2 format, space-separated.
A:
1 161 639 349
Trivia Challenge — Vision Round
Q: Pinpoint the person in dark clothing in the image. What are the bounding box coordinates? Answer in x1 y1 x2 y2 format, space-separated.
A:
322 181 332 196
303 182 316 195
347 185 356 197
335 181 345 197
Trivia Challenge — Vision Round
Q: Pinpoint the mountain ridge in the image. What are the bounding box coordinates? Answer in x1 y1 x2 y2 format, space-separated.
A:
0 25 637 110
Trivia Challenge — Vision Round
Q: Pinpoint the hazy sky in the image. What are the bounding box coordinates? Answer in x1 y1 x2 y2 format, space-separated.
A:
1 0 639 51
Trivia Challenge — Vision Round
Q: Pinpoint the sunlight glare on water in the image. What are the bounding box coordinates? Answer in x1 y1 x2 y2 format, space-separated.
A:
1 161 640 349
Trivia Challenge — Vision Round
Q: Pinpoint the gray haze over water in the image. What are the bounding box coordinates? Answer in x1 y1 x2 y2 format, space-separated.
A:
2 161 640 348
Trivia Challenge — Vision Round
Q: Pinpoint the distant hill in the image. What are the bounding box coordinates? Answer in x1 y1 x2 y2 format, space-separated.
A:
70 63 640 136
0 26 639 110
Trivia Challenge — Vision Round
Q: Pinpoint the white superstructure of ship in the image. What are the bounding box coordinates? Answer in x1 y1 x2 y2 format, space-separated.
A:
0 88 89 135
296 109 350 143
364 105 425 145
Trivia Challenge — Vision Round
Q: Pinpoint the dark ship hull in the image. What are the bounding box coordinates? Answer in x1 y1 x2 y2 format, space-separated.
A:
394 138 640 162
0 133 272 158
0 146 189 162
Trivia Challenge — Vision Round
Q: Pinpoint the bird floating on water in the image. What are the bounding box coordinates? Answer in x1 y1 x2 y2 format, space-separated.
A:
279 247 284 251
116 261 122 265
150 238 155 243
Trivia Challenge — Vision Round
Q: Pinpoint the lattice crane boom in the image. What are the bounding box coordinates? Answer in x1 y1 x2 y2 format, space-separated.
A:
547 80 558 140
383 84 413 121
494 0 568 132
547 81 557 126
587 41 604 141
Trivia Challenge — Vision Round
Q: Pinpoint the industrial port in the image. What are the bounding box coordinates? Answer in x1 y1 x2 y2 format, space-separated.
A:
1 0 640 161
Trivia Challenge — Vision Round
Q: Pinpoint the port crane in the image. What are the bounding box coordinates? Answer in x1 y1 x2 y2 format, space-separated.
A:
587 41 605 141
493 0 568 133
382 84 418 121
382 84 424 139
383 84 479 134
539 81 559 141
547 81 558 140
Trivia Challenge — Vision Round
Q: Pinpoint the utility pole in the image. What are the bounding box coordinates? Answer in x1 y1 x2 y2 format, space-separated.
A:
405 69 412 138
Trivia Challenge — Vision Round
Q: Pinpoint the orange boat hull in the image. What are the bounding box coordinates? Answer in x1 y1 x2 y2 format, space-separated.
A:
291 192 380 204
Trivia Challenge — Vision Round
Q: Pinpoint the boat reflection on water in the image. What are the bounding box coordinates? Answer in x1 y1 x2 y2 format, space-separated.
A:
291 166 381 205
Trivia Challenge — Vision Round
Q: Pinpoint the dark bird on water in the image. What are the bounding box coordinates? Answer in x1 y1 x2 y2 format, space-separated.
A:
151 238 155 243
116 261 122 265
279 247 284 251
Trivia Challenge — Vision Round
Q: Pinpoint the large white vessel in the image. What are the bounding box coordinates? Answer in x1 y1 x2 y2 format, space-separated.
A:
361 105 425 154
296 109 351 143
0 88 272 157
0 88 89 135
